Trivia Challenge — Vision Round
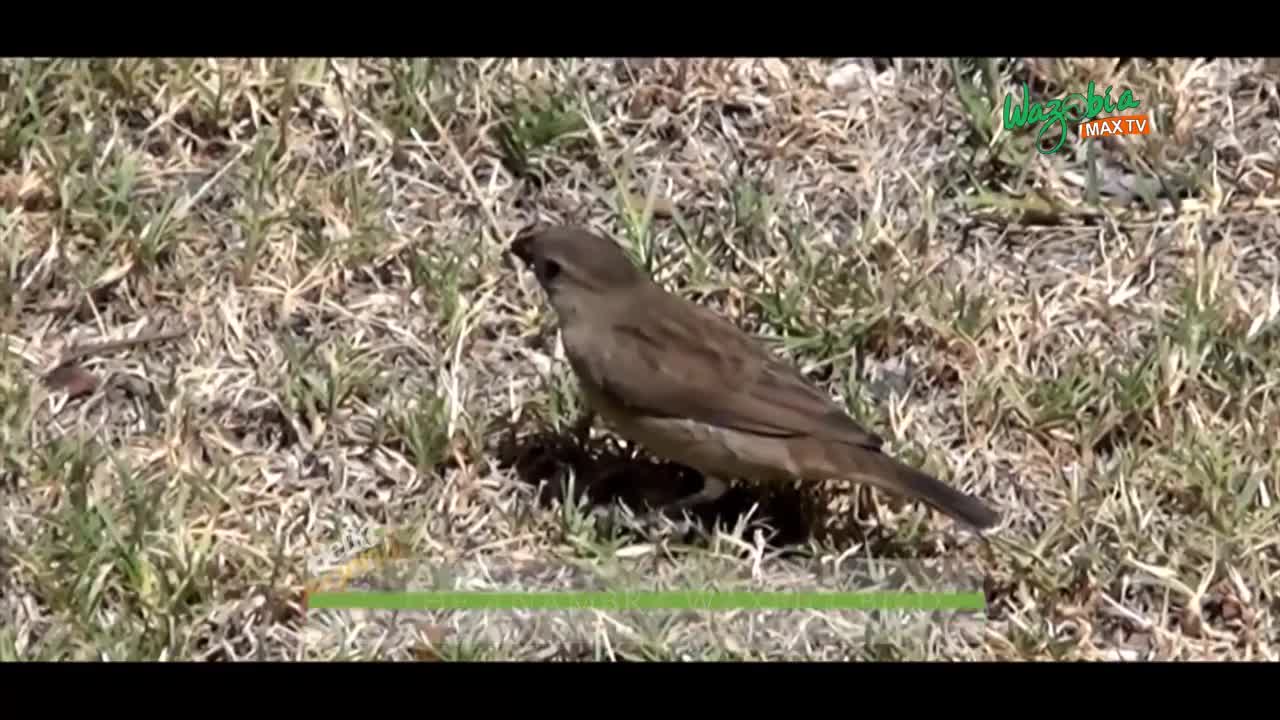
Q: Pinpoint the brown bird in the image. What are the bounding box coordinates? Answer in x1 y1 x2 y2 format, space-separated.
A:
508 225 999 532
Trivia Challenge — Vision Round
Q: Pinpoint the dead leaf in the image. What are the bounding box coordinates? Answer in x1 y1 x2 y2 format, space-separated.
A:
44 364 99 399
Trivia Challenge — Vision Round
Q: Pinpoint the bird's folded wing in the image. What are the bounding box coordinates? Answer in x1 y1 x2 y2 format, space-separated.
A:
571 293 884 451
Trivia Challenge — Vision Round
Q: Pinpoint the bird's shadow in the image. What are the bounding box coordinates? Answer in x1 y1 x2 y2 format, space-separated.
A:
493 421 932 556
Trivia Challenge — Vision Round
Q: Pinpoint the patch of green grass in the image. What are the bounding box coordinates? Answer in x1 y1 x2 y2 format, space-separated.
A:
387 388 451 478
19 439 195 659
282 334 384 432
492 82 586 183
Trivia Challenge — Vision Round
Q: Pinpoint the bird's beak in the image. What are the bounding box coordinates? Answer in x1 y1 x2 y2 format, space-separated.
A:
508 230 536 266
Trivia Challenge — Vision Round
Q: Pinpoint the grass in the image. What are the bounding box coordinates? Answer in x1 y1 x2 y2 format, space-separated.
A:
1 57 1277 661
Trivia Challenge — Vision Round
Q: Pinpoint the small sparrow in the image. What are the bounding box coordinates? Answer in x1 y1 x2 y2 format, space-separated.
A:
508 225 999 532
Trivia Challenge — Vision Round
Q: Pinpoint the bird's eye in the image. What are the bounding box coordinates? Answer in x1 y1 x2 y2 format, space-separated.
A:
539 258 561 282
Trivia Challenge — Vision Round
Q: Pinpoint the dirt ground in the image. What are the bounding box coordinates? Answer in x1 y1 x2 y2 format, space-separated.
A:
1 58 1276 660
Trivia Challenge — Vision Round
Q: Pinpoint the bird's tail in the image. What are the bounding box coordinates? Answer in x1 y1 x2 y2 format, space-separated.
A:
837 446 1000 531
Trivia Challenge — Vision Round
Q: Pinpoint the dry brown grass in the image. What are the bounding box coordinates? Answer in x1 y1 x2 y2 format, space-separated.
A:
1 58 1277 660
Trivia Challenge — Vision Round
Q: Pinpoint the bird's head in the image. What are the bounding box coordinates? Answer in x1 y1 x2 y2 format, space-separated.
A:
509 225 647 322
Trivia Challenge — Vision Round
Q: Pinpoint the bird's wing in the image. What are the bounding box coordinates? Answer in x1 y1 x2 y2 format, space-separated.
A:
566 289 884 450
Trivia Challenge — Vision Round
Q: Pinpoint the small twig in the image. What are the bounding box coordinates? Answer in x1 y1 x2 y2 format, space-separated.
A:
45 321 191 377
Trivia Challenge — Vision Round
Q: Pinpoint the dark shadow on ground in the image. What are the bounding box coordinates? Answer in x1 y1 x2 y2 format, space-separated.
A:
494 423 953 558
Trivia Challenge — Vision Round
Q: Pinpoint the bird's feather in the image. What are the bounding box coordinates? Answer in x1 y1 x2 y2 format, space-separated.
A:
566 283 885 451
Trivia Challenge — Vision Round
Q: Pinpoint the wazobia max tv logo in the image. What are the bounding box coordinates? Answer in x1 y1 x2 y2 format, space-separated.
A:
1003 80 1151 155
